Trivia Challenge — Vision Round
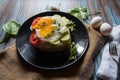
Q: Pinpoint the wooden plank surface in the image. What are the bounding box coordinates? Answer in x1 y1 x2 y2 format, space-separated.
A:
0 0 120 79
0 0 119 63
0 0 78 50
0 0 119 49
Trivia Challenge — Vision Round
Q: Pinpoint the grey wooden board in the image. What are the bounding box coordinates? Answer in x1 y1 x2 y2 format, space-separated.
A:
0 0 120 80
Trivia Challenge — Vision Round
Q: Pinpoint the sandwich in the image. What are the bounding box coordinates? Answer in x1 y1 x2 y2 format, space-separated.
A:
29 15 75 52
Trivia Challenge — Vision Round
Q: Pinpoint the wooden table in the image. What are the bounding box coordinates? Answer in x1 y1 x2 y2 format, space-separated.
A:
0 0 120 80
0 0 120 50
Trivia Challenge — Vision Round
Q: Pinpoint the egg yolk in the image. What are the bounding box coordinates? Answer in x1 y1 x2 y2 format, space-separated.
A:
32 17 55 38
38 17 53 27
40 25 54 38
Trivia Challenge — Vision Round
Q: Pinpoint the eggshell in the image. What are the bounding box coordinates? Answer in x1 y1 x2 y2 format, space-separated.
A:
100 23 113 36
91 16 103 29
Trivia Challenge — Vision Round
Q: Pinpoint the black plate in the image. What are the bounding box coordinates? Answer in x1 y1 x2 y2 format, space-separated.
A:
16 11 89 70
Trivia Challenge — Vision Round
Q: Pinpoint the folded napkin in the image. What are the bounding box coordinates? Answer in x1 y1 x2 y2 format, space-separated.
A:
0 24 107 80
96 25 120 80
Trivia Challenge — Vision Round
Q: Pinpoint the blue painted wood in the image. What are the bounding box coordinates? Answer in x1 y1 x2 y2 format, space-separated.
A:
110 8 120 25
0 0 2 4
0 0 120 79
93 47 105 80
80 0 92 20
106 3 116 25
108 0 120 25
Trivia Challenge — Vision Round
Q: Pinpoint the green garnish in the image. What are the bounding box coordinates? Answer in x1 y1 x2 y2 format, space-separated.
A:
67 21 76 32
68 42 77 62
53 20 56 24
58 31 62 35
58 23 61 27
42 22 46 26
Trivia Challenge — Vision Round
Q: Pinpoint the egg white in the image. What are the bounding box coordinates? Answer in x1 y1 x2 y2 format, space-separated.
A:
34 15 69 42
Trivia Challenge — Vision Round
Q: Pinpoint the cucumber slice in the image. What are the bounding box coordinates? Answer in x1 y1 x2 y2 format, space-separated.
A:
60 27 71 43
50 40 61 46
60 33 70 43
53 15 61 19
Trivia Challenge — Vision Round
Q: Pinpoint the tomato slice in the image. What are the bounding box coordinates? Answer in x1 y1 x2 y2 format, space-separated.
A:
32 17 41 26
29 32 40 46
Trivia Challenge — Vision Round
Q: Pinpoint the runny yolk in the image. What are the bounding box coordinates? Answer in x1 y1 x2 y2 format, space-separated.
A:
39 25 54 38
38 17 53 27
32 17 55 38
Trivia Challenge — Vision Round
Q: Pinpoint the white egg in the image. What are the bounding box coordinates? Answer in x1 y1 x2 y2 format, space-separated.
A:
91 16 103 29
100 23 113 36
35 26 68 43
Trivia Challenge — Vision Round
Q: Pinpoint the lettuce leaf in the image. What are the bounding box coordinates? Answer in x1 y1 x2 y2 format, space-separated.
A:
3 21 20 36
0 21 20 43
69 7 88 20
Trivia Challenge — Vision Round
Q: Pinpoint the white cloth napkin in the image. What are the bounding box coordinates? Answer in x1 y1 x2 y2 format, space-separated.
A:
96 25 120 80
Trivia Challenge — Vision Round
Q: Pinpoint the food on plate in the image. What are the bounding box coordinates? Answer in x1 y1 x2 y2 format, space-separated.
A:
29 15 75 52
90 16 103 29
100 23 113 36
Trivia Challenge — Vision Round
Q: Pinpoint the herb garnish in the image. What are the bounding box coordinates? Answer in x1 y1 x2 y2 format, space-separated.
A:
67 21 76 32
68 42 77 62
42 22 46 26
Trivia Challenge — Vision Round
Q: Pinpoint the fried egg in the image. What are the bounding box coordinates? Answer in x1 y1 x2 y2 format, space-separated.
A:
31 15 69 42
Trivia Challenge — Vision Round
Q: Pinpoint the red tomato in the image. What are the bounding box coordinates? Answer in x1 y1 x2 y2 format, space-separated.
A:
29 32 40 46
32 17 41 26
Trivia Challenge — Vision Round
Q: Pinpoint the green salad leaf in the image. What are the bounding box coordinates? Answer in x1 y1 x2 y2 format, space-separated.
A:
3 21 20 36
0 21 20 44
69 7 89 20
67 21 76 32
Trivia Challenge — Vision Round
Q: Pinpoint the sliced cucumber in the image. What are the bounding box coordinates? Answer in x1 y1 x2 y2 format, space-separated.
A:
53 15 61 19
60 27 71 44
60 33 70 43
49 40 61 46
